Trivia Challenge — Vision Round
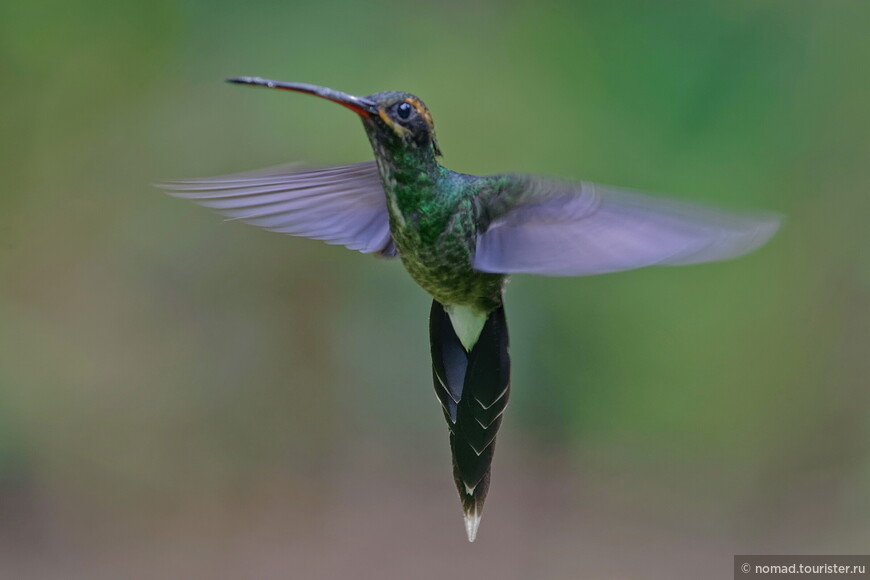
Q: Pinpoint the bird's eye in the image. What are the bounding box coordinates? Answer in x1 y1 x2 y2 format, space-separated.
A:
396 101 413 120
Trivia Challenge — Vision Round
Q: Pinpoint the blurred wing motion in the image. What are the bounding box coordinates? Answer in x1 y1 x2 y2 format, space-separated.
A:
158 161 396 256
475 177 781 276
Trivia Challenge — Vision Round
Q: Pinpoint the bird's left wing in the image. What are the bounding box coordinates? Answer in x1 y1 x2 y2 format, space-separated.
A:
158 161 396 256
474 175 781 276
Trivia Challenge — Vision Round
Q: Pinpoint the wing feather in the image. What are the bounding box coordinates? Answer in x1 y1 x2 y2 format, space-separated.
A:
157 162 395 255
474 177 781 276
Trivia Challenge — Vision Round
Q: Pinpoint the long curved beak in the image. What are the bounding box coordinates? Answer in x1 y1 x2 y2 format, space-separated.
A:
227 77 377 117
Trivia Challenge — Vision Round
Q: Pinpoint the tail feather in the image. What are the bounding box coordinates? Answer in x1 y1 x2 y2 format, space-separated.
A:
429 300 511 542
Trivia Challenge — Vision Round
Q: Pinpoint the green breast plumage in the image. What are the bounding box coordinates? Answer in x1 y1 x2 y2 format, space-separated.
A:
381 168 505 311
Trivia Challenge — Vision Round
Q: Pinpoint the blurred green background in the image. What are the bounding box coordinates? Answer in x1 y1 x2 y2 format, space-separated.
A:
1 0 868 578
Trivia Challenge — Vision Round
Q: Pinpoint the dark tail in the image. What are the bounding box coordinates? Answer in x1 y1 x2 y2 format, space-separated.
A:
429 300 510 542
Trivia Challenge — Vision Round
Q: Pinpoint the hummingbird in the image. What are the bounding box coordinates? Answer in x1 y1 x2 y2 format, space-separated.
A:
160 77 780 542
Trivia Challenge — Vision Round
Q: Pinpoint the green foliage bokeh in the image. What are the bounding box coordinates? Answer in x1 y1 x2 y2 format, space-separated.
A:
0 0 868 570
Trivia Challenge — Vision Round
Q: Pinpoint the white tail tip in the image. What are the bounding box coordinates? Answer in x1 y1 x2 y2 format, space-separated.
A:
464 507 482 542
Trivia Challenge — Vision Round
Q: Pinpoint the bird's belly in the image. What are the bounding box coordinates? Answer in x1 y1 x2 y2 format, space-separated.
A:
394 228 505 311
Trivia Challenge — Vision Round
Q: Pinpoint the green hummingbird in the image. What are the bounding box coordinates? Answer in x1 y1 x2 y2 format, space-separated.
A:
160 77 780 542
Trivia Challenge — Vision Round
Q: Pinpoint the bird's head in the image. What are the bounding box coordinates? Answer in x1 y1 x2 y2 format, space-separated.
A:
363 90 441 158
227 77 442 158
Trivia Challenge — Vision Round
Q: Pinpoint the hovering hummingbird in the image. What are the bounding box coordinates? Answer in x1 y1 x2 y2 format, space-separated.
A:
160 77 780 542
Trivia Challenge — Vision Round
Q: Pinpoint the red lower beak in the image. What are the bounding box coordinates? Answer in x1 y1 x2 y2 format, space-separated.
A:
227 77 377 117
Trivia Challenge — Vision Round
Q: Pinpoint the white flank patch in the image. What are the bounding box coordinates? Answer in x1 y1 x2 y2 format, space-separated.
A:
445 305 487 351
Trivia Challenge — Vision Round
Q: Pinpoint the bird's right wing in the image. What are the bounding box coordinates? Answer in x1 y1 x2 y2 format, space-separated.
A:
157 161 396 256
474 176 782 276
